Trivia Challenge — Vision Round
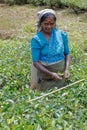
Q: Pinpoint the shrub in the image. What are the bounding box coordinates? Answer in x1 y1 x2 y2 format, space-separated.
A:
27 0 45 6
2 0 87 11
4 0 27 5
4 0 15 5
60 0 87 10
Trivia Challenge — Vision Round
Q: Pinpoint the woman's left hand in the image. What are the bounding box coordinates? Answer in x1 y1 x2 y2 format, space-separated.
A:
65 70 70 79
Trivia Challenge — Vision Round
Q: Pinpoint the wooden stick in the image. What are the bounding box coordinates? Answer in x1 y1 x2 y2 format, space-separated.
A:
28 79 85 103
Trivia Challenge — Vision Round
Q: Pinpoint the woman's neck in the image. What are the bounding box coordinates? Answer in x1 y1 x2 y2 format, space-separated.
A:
41 31 51 41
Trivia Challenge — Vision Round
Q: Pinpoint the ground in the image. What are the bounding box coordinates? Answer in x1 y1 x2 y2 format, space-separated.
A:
0 4 87 43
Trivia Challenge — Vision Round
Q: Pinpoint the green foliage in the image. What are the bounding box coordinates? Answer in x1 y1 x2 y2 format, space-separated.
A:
3 0 87 11
14 0 27 5
4 0 27 5
43 0 61 8
4 0 15 5
0 76 87 129
24 24 35 33
27 0 45 6
61 0 87 11
0 6 87 130
0 32 87 130
0 39 31 89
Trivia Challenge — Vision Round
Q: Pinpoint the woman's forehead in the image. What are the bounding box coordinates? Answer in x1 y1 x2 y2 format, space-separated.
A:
43 17 55 22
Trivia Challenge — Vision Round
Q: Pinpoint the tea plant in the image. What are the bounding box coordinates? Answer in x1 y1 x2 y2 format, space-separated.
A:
0 6 87 130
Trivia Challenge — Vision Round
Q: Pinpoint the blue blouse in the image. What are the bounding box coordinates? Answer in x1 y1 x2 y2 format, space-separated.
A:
31 28 70 63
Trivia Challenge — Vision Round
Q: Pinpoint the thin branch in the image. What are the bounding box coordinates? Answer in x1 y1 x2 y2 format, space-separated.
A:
28 79 85 103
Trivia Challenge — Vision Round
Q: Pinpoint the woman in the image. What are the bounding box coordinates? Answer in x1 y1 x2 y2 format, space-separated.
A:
30 9 70 91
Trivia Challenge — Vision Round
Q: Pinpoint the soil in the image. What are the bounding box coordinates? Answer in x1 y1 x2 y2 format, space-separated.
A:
0 4 87 41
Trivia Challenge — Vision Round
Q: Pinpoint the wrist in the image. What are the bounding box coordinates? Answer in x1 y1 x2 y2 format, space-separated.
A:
65 68 69 71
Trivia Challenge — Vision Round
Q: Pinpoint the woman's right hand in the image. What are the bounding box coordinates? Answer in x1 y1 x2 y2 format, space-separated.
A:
33 62 62 81
51 72 62 81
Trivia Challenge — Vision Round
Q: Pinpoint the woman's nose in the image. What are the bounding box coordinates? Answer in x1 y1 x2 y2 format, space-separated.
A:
48 24 51 28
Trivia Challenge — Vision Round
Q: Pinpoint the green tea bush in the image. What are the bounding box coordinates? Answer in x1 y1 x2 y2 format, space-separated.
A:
4 0 15 5
4 0 27 5
47 0 62 8
0 39 31 89
61 0 87 10
0 5 87 129
29 0 87 10
15 0 27 5
27 0 45 6
27 0 62 8
3 0 87 10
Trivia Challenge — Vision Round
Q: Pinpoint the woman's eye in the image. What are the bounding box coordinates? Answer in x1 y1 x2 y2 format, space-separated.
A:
44 23 48 25
44 23 54 26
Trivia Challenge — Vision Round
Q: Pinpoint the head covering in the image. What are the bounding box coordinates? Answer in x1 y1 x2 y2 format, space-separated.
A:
37 9 56 31
37 9 56 21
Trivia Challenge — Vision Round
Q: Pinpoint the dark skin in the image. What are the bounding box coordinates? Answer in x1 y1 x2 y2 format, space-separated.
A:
33 17 70 81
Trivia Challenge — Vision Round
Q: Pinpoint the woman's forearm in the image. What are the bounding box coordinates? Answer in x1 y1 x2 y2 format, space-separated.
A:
65 54 70 70
33 62 52 76
33 62 62 80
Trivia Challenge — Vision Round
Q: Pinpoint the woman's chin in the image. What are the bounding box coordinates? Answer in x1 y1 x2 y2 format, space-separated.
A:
45 30 52 34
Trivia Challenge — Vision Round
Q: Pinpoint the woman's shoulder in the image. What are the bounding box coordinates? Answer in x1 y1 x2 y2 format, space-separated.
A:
31 32 47 47
56 28 67 35
31 32 40 40
54 28 67 35
54 28 68 39
31 32 45 42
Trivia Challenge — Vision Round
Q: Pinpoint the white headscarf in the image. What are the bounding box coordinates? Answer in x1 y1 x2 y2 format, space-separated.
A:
37 9 56 21
37 9 56 31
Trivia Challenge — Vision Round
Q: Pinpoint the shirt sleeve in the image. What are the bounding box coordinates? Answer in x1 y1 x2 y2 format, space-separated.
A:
61 31 70 55
31 38 41 62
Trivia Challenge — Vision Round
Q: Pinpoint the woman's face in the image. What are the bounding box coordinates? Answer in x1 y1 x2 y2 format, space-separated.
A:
41 17 55 34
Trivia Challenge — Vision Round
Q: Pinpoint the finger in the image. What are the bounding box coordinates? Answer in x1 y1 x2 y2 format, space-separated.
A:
65 73 68 78
65 73 70 78
57 76 62 80
65 76 68 78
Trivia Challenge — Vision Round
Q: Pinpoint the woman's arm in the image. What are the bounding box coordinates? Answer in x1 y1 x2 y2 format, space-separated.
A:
65 54 70 78
33 62 62 80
